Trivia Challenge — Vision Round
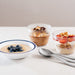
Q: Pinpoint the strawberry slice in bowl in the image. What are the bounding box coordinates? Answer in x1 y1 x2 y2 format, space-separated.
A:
68 35 75 42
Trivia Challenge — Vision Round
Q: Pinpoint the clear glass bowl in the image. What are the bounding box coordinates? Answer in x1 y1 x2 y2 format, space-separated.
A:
52 29 75 55
27 23 52 46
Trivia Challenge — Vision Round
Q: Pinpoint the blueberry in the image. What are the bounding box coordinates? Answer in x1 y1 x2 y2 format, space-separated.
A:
12 47 17 52
19 47 22 49
10 48 14 52
16 45 20 47
16 45 22 49
9 47 16 52
13 50 17 52
19 49 23 52
15 47 20 50
10 46 14 48
9 45 23 52
7 47 10 50
12 47 15 50
8 46 14 51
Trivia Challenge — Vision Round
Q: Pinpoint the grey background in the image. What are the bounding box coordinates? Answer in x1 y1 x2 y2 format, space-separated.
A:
0 0 75 26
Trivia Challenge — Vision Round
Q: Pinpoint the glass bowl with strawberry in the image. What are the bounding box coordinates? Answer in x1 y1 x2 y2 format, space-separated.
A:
52 30 75 55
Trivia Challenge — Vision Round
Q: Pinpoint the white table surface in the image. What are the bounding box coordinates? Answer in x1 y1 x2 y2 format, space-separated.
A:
0 27 75 75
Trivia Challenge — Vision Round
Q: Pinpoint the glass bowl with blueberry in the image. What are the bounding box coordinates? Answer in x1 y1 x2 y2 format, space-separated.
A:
0 40 36 59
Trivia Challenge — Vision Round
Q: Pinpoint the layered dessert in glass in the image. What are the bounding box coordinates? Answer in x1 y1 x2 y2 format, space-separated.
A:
53 30 75 55
28 24 51 46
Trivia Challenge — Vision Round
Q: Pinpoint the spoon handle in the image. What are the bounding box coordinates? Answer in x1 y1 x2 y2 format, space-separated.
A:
51 54 75 67
52 49 75 60
57 54 75 60
54 54 75 63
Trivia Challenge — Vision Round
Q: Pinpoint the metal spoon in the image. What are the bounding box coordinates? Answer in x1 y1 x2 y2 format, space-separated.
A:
39 48 75 67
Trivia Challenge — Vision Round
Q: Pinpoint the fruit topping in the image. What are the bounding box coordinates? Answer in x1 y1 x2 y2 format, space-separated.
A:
55 32 75 43
60 32 68 37
7 45 23 52
31 26 49 37
33 26 46 32
59 39 67 44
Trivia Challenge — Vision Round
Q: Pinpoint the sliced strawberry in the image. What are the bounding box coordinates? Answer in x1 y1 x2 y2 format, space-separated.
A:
59 39 67 44
63 36 67 38
56 35 61 38
68 35 75 41
68 35 75 38
68 38 73 42
56 34 61 40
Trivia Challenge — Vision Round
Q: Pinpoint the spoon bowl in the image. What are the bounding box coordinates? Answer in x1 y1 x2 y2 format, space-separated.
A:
39 48 52 57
